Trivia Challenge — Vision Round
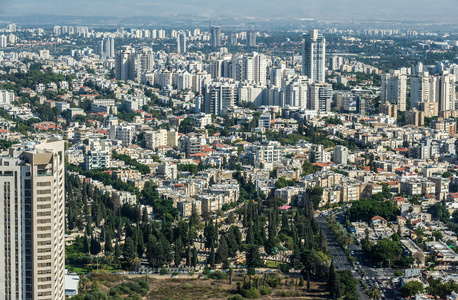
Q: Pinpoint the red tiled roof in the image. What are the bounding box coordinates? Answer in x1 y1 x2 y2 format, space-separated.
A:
190 153 207 157
362 166 384 172
312 162 330 167
371 216 387 222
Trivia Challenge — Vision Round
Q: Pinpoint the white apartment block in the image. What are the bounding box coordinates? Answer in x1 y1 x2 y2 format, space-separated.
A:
109 125 135 147
0 140 65 300
381 70 407 111
255 144 286 164
0 90 14 106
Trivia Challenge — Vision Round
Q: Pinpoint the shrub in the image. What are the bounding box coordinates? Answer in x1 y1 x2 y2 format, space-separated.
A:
279 264 290 274
260 286 272 295
160 268 168 275
182 283 194 288
228 295 246 300
189 270 195 276
209 270 228 280
241 287 260 299
138 281 149 290
172 271 179 276
203 267 211 276
266 275 281 288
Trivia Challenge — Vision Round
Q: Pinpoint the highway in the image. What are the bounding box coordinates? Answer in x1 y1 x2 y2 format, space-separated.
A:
316 216 369 300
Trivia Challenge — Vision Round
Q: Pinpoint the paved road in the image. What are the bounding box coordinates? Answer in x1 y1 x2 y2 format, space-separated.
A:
316 216 369 300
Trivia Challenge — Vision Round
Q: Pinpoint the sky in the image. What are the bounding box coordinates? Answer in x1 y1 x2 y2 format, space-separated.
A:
0 0 456 22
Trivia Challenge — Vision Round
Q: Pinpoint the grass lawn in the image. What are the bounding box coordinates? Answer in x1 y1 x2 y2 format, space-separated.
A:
266 260 280 268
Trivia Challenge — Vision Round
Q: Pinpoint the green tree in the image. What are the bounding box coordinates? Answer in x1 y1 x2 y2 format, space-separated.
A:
329 260 341 298
402 280 424 297
246 244 264 268
427 203 450 223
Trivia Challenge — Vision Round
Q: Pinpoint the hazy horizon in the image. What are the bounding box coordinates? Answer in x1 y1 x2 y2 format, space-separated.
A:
0 0 456 22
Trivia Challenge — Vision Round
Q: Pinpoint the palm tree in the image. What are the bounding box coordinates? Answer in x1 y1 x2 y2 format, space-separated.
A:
369 287 381 300
254 275 260 290
228 268 234 285
131 255 141 273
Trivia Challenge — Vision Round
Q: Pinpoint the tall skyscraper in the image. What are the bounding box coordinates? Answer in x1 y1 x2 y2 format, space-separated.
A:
210 26 221 48
177 33 187 54
247 31 256 47
381 70 407 111
437 72 456 112
115 46 136 81
106 37 115 58
0 140 65 300
301 29 326 82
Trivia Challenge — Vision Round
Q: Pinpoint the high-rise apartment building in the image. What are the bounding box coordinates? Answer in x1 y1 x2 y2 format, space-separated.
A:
247 31 256 47
202 82 237 116
105 37 115 58
411 71 456 114
115 46 136 81
437 72 456 112
177 33 187 54
411 71 437 109
301 30 326 82
136 46 155 83
284 76 310 108
229 33 238 47
0 140 65 300
210 26 221 48
381 70 407 111
308 82 333 112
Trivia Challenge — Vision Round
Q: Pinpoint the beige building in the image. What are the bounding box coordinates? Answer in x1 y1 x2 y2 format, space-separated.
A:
405 108 425 126
0 140 65 300
380 103 398 118
145 129 179 150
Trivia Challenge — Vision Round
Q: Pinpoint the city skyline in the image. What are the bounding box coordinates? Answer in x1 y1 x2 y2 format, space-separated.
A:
1 0 457 22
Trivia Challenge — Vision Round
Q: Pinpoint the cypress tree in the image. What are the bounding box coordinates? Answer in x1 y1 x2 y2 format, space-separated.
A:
328 260 341 299
208 244 216 268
